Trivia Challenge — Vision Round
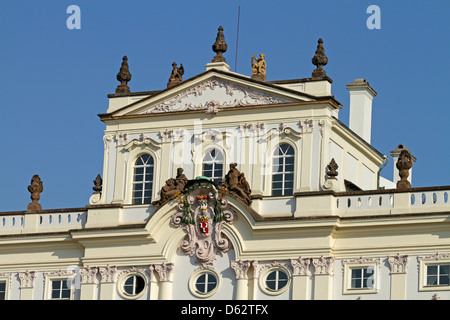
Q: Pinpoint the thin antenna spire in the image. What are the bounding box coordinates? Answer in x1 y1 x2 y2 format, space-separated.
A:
235 5 240 72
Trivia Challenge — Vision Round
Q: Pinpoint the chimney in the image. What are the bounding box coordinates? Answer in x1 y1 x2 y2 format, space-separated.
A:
346 79 377 143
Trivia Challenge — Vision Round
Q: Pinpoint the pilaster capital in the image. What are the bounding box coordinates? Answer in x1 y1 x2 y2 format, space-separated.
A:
230 260 252 280
312 256 334 276
153 263 174 282
290 257 311 276
18 271 36 288
388 254 409 274
98 265 117 283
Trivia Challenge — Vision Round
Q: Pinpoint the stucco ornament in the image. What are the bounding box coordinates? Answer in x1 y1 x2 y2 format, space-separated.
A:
171 179 237 267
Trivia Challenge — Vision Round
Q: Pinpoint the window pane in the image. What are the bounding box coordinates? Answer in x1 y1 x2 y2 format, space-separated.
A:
52 280 61 289
351 278 362 289
135 276 145 294
439 274 450 285
427 265 438 275
427 275 438 286
0 282 5 300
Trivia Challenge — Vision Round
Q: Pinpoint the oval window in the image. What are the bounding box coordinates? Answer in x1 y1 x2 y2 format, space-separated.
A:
265 269 289 292
123 274 146 296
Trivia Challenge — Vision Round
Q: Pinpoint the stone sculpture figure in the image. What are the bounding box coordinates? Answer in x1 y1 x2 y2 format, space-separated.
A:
251 54 267 81
221 163 252 205
152 168 189 207
27 174 43 212
167 62 184 88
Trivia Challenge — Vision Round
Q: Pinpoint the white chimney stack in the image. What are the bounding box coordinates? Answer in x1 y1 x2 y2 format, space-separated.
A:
346 79 377 143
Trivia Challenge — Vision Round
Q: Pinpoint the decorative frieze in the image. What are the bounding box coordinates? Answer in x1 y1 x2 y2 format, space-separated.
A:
141 77 288 116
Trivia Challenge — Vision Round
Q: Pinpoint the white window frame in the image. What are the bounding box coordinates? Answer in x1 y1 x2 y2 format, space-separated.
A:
202 148 224 184
419 255 450 292
131 153 155 205
259 264 291 296
117 270 148 300
271 143 295 196
342 259 379 295
188 268 221 298
45 274 75 300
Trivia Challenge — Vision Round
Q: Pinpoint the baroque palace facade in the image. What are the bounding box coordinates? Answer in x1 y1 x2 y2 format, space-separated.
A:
1 27 449 301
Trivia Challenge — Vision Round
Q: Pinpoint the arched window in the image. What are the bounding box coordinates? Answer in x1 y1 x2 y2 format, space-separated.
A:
202 148 224 184
132 154 154 204
272 144 294 196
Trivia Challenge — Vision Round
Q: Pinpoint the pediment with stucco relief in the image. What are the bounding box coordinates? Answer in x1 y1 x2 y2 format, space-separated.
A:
114 72 312 117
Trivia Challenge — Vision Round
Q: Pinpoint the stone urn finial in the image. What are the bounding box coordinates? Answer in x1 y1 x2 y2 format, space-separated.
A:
115 56 132 95
93 174 102 194
327 158 339 180
27 174 43 212
212 26 228 63
396 149 413 189
312 38 328 80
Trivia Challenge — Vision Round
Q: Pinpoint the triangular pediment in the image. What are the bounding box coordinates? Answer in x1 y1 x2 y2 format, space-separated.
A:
111 70 315 117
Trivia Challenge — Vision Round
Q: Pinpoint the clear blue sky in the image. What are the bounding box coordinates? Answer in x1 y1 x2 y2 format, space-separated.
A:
0 0 449 211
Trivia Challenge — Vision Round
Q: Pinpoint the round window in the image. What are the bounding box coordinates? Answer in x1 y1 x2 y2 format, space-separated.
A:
189 269 221 298
265 269 289 292
119 274 147 299
195 272 218 294
259 266 291 296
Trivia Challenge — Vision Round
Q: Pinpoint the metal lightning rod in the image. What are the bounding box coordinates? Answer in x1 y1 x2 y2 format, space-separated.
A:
235 5 240 72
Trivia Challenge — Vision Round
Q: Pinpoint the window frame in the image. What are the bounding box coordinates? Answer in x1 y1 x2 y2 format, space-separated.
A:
131 153 155 205
419 256 450 292
44 273 75 300
202 148 225 184
258 264 291 296
117 271 148 300
342 259 379 295
271 143 295 196
188 268 221 298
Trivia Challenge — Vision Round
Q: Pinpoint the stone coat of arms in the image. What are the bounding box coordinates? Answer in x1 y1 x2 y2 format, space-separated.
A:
170 179 237 266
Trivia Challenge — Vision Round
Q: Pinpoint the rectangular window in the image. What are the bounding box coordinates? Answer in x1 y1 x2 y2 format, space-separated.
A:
343 260 379 295
51 279 71 300
427 264 450 286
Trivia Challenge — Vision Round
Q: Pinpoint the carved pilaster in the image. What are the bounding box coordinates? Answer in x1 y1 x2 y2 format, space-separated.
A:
312 256 334 276
290 257 312 276
80 267 99 284
231 260 252 280
153 263 174 282
388 254 409 274
18 271 36 288
98 265 117 283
